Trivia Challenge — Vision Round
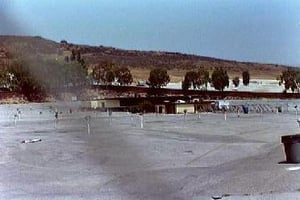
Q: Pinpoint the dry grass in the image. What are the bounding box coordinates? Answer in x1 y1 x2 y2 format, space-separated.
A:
131 68 189 83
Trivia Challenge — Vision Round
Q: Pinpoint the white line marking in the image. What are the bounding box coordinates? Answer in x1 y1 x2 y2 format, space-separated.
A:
286 166 300 171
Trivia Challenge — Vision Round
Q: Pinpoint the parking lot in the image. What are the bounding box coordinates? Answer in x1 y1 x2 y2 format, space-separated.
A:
1 103 300 199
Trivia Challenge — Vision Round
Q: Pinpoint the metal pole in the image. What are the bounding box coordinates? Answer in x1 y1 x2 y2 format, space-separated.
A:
108 109 112 125
18 111 21 120
14 114 17 126
130 115 134 126
54 111 58 128
140 114 144 129
84 115 91 134
87 122 90 135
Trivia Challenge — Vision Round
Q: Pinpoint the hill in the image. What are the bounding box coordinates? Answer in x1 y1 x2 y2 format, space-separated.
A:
0 35 293 82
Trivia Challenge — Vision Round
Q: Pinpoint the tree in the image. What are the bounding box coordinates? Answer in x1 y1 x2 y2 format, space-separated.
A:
64 62 87 87
0 67 13 90
92 60 115 85
279 68 300 92
242 71 250 86
114 67 133 86
60 40 68 45
92 65 102 85
232 76 240 87
70 50 76 61
38 58 87 89
182 79 190 90
182 68 210 90
182 71 198 89
8 62 46 101
76 51 81 62
211 67 229 91
78 58 85 66
197 67 210 90
148 68 170 88
105 70 115 85
64 56 69 63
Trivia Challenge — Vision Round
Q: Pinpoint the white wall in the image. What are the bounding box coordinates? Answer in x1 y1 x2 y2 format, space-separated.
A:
176 104 194 114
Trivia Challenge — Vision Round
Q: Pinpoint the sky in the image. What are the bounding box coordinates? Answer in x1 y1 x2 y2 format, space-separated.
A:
1 0 300 66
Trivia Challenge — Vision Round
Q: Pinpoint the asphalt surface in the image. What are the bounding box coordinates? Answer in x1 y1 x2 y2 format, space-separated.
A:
1 103 300 200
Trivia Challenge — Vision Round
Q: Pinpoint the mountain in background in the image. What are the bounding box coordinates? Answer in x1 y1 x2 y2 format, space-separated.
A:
0 35 292 82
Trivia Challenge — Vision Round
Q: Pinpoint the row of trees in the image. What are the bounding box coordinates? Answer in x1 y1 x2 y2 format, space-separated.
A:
3 55 299 102
91 63 251 92
91 61 171 88
180 67 300 93
107 66 250 91
181 68 250 91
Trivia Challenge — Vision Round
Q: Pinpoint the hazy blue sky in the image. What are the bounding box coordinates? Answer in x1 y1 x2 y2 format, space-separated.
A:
1 0 300 66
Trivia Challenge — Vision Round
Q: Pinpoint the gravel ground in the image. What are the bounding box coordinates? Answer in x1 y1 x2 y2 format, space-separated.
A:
1 102 300 200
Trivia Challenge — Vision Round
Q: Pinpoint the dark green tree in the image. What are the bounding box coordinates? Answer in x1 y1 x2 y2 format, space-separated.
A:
105 70 115 85
279 68 300 92
92 60 115 85
78 58 85 66
197 67 210 90
64 56 69 63
70 50 76 61
60 40 68 44
242 71 250 86
211 67 229 91
76 51 81 62
182 71 198 89
148 68 170 88
114 67 133 86
38 59 87 89
232 76 240 87
182 68 210 90
64 62 87 87
8 62 46 101
182 79 190 90
0 67 13 90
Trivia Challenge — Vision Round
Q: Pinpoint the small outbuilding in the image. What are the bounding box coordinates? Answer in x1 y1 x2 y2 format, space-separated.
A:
86 99 121 110
175 103 195 114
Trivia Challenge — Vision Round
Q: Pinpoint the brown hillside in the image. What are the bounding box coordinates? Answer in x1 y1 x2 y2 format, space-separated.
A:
0 35 293 82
